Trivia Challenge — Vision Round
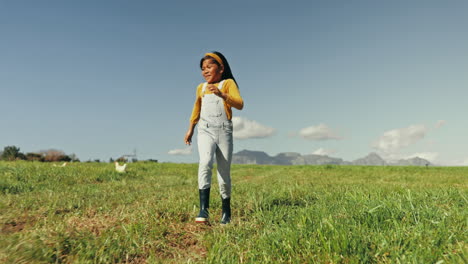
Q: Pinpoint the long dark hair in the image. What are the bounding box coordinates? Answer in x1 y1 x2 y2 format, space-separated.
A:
200 51 238 87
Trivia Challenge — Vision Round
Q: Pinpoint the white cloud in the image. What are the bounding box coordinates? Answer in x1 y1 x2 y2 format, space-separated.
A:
372 124 428 153
312 148 337 156
299 124 341 141
168 146 192 155
460 158 468 166
435 120 446 129
404 152 439 163
443 158 468 166
232 117 275 139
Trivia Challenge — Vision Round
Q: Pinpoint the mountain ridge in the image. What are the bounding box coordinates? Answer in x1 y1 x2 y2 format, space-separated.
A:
232 150 432 166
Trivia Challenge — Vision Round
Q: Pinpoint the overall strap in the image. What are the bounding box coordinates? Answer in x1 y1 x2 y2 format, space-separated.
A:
201 82 208 94
201 80 225 95
218 80 225 90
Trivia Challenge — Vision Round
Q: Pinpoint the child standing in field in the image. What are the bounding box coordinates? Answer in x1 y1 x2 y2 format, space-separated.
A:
184 51 244 224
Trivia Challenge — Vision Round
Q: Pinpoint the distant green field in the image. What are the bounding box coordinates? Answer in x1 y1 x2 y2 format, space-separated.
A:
1 161 467 263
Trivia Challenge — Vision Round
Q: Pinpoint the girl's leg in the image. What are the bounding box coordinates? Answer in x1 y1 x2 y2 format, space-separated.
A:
196 128 216 223
216 126 233 224
197 128 217 190
216 129 233 199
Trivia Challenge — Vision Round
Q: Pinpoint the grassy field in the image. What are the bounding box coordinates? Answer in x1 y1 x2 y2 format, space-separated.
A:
0 161 467 263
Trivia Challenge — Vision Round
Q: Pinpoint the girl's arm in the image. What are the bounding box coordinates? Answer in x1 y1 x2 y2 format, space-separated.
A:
185 85 202 145
189 96 202 125
223 79 243 110
185 122 196 145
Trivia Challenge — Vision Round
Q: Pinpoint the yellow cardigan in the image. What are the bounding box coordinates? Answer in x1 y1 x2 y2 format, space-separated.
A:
189 79 243 125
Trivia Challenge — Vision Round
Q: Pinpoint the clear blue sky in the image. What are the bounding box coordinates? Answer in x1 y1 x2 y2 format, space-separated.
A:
1 0 467 165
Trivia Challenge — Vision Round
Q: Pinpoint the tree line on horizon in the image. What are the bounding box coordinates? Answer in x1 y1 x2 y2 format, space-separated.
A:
0 146 79 162
0 146 158 163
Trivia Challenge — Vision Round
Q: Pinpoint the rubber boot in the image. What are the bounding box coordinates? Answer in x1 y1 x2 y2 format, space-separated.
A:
195 188 210 223
220 197 231 224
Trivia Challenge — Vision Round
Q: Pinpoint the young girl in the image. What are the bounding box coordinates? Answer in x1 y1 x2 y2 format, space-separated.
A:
184 51 244 224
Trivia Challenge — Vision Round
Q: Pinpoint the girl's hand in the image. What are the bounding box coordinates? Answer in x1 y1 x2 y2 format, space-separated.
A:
185 129 194 145
207 84 226 99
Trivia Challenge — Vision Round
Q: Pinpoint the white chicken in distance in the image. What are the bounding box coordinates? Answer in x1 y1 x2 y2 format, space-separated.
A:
115 162 127 173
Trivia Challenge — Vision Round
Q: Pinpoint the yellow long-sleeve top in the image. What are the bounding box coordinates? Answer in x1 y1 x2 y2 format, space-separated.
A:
190 78 244 125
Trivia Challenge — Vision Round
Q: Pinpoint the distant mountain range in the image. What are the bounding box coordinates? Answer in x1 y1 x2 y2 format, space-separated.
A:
232 150 432 166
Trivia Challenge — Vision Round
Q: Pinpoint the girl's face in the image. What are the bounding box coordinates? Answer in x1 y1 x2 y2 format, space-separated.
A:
201 59 223 84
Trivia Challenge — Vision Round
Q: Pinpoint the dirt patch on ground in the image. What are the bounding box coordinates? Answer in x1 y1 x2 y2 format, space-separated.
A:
64 211 211 262
153 222 211 261
1 215 37 234
66 210 121 236
1 220 27 234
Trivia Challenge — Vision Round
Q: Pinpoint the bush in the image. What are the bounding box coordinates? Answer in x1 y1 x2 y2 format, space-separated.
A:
40 149 71 162
116 157 127 163
1 146 25 161
25 153 44 162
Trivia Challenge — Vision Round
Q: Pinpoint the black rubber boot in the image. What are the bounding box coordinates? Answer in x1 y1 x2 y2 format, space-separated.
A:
220 197 231 224
195 188 210 223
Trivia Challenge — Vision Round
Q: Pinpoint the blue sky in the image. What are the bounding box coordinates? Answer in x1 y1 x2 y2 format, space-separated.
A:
1 0 467 165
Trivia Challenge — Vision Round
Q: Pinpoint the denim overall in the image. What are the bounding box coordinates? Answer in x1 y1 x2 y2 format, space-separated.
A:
197 80 233 199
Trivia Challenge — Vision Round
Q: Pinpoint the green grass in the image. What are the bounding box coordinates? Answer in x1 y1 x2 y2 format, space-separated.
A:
0 161 467 263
